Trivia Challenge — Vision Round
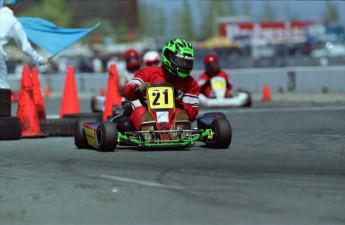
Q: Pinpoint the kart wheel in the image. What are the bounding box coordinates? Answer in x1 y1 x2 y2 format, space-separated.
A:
63 112 103 122
207 117 232 149
241 90 252 107
40 119 74 137
0 116 22 140
74 119 90 149
0 89 11 117
203 112 226 119
96 121 118 152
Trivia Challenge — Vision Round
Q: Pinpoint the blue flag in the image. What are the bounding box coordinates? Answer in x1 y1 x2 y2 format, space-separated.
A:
18 17 101 58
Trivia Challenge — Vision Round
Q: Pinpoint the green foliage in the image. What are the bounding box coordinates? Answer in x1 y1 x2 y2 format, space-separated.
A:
138 3 165 41
324 0 339 24
175 1 195 40
18 0 72 27
261 2 276 22
79 18 115 44
198 0 238 39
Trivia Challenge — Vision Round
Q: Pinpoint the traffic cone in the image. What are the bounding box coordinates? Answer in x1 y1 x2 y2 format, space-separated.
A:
31 67 46 119
17 65 42 137
59 66 80 118
262 83 271 101
103 64 122 121
44 85 51 98
99 86 106 96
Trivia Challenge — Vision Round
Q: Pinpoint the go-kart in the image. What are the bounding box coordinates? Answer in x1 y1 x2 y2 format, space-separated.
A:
199 76 251 107
75 83 232 152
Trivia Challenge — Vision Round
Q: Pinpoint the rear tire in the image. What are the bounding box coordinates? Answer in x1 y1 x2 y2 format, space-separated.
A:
63 112 103 122
96 122 118 152
206 117 232 149
74 119 90 149
0 117 22 140
241 90 252 107
0 89 11 117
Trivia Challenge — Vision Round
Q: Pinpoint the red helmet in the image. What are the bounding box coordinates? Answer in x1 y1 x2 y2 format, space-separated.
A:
124 49 141 72
203 54 220 76
203 54 218 65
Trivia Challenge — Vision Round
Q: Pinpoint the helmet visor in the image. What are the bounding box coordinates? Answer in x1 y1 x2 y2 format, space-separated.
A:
170 53 194 71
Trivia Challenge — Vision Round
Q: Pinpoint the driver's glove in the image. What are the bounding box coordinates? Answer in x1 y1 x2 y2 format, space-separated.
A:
135 82 151 96
175 90 184 101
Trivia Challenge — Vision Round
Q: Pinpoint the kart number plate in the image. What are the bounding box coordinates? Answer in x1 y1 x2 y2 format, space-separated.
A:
147 86 174 109
211 77 226 89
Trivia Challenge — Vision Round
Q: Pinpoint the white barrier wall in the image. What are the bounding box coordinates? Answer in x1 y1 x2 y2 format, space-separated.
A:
8 66 345 94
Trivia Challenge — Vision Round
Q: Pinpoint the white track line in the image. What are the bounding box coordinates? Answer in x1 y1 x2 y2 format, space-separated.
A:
101 175 182 190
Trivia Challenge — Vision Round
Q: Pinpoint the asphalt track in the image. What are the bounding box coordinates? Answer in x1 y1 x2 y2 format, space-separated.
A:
1 95 345 225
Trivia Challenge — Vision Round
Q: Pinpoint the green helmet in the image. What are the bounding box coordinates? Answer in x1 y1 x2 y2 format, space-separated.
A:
161 38 195 79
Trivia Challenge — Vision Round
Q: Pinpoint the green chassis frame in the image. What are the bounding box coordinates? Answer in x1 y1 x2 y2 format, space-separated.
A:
117 128 212 148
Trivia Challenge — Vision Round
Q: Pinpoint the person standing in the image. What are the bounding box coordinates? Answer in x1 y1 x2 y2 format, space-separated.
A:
0 0 49 89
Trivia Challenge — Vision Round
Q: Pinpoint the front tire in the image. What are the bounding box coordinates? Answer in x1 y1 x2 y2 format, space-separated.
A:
96 122 118 152
202 112 226 119
206 117 232 149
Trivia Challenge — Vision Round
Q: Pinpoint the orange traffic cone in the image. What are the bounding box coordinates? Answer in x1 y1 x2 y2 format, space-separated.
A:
262 83 271 101
31 67 46 120
59 66 80 118
44 85 51 98
17 66 42 137
99 86 106 96
102 64 122 121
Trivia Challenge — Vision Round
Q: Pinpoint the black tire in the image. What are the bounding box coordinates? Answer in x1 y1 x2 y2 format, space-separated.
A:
63 112 103 122
0 117 22 140
73 118 93 149
96 122 118 152
240 90 252 107
39 119 75 136
203 112 226 119
0 89 11 117
206 117 232 149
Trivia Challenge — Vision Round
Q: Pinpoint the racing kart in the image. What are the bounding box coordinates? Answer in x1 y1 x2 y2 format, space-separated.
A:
199 76 252 107
75 83 232 152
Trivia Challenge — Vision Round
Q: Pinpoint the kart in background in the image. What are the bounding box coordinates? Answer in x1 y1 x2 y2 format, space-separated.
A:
199 76 252 107
75 83 232 152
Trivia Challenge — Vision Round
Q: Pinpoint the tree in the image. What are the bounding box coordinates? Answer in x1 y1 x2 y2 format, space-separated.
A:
18 0 73 27
173 0 195 40
285 4 300 21
198 0 237 39
261 2 276 21
241 1 252 17
138 2 166 42
80 18 115 44
324 0 339 24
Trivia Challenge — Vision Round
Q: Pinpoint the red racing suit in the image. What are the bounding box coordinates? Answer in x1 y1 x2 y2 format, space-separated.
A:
124 66 199 130
198 70 232 98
